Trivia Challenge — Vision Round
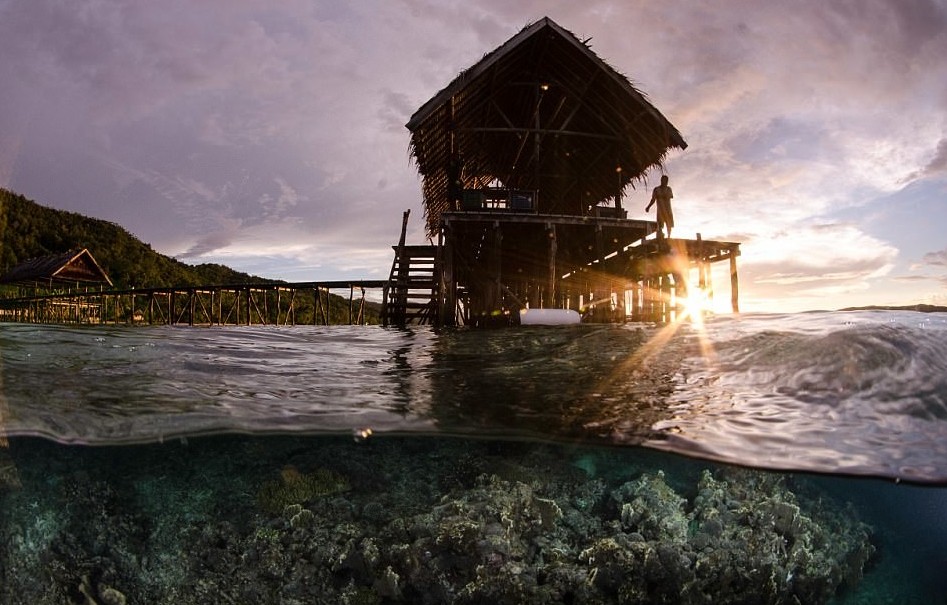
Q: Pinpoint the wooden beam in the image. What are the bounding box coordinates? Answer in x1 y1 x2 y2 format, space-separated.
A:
459 126 624 142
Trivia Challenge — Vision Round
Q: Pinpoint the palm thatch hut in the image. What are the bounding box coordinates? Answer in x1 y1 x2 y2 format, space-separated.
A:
407 16 686 234
384 17 736 326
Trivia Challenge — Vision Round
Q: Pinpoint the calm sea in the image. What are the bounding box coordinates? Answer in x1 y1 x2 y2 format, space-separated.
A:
1 311 945 603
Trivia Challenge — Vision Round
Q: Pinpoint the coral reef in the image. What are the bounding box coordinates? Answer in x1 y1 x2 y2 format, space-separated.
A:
257 465 351 513
0 436 878 604
0 449 20 491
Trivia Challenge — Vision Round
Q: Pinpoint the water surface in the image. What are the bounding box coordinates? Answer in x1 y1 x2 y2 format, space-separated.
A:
2 311 947 603
2 311 946 483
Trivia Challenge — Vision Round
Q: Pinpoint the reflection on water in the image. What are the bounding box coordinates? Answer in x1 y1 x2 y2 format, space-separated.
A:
653 312 947 482
1 311 946 483
427 325 678 441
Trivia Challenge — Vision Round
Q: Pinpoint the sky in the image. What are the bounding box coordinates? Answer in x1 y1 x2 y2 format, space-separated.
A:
1 0 946 313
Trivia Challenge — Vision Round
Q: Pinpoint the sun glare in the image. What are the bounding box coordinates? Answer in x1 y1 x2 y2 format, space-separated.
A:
680 287 709 327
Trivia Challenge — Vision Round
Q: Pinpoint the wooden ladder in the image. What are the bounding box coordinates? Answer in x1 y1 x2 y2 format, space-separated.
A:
381 211 439 326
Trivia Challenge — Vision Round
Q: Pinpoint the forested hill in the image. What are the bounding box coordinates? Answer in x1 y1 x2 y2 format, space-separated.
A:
0 188 266 288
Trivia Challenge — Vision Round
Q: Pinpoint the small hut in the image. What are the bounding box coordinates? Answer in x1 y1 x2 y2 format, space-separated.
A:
0 248 112 290
407 17 686 233
383 17 738 326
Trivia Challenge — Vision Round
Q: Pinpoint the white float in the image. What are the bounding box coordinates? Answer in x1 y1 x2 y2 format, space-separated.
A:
518 308 582 325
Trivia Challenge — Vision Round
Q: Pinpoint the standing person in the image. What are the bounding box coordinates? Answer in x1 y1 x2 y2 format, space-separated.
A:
646 175 674 238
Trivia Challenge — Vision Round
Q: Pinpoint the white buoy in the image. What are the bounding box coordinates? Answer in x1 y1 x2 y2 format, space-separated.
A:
519 308 582 325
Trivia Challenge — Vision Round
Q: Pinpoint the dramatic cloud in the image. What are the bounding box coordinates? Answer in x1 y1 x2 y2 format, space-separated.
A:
910 139 947 180
2 0 946 311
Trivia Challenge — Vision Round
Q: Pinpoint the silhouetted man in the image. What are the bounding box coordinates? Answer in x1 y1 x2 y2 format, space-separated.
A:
646 175 674 238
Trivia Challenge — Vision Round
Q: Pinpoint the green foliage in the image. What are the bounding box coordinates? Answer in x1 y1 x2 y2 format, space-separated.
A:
0 188 258 288
0 189 382 324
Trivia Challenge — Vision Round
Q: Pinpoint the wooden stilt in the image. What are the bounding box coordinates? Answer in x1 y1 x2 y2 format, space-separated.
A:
547 224 557 308
730 253 740 313
661 274 672 322
441 226 456 326
706 261 714 308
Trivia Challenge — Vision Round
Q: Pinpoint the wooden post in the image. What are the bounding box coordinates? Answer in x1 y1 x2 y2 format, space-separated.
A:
441 224 455 326
547 224 557 308
642 278 652 321
276 288 282 325
631 280 641 321
730 252 740 313
349 285 354 325
650 278 659 322
393 210 411 327
674 273 684 322
594 224 604 304
486 221 502 315
313 288 320 326
706 260 714 308
696 233 706 294
661 274 672 323
246 287 252 325
324 287 331 325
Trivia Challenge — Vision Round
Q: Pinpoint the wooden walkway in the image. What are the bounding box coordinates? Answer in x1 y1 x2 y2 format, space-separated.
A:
0 281 387 326
571 234 741 323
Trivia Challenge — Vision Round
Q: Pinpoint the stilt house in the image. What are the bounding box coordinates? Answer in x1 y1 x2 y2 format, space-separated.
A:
0 248 112 291
382 17 740 326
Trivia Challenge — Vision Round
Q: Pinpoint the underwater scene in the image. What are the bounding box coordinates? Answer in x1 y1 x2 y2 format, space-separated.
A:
1 311 946 604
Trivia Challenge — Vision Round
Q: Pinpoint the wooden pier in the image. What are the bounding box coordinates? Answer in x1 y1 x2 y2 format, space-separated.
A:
381 207 740 326
564 233 741 323
382 17 744 327
2 19 746 330
0 281 386 326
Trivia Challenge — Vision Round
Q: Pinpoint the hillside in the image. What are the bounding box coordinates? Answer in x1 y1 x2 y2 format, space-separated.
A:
0 189 382 324
0 188 264 288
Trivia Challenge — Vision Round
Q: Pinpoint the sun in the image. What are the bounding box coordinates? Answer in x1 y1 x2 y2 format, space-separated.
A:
679 286 711 327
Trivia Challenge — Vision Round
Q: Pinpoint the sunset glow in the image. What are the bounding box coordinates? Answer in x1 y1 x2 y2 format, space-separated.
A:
1 2 945 311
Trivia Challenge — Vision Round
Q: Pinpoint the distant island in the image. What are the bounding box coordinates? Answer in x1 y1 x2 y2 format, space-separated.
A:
839 304 947 313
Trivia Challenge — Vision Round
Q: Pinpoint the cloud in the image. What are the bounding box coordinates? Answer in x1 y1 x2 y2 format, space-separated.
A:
905 138 947 182
261 177 304 221
923 248 947 267
179 218 244 259
893 274 935 282
735 223 898 305
2 0 947 311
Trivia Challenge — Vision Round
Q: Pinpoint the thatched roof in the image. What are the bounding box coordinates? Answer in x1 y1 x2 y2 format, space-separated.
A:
0 248 112 287
407 17 687 235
